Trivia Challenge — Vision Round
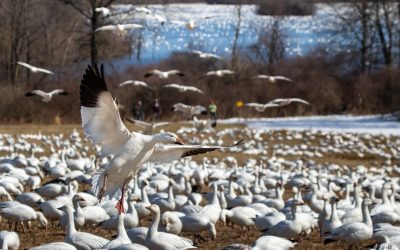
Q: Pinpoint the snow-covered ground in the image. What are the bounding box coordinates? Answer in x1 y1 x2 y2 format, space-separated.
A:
221 114 400 135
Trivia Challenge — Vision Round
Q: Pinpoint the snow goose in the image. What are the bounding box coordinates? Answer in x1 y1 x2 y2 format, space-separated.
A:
95 24 143 33
0 203 47 232
80 64 239 213
324 198 373 245
160 211 183 235
82 204 110 226
15 192 44 208
100 194 140 230
269 98 310 107
200 69 234 78
171 16 215 30
221 206 260 228
144 69 184 79
321 196 342 237
152 181 175 213
143 204 194 250
0 231 19 250
252 235 296 250
171 103 207 119
95 7 110 16
59 205 109 249
179 212 216 241
245 103 279 112
35 183 67 199
60 194 85 229
200 182 221 224
125 118 170 135
103 213 132 249
192 50 222 60
263 199 304 240
252 75 292 83
17 61 53 74
29 242 77 250
162 84 203 94
118 80 153 90
25 89 69 103
253 211 286 232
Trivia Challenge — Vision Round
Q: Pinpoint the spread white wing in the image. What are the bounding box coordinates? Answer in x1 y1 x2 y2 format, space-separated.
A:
80 64 132 155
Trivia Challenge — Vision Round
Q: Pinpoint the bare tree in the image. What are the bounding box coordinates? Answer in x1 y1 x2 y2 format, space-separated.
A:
231 0 242 66
60 0 117 66
373 0 395 67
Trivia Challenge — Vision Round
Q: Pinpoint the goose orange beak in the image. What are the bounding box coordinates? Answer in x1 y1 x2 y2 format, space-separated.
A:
175 137 184 145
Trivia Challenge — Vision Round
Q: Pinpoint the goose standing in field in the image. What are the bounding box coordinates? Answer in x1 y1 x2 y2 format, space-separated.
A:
245 103 279 112
192 50 222 60
0 231 19 250
103 213 133 249
29 242 77 250
200 69 234 78
80 64 241 213
324 198 373 245
143 205 195 249
60 205 109 250
144 69 184 79
17 61 53 74
0 203 47 232
25 89 69 103
252 75 292 83
252 235 296 250
95 23 143 33
269 98 310 107
118 80 153 90
100 194 140 230
263 199 304 240
162 84 203 94
321 196 342 237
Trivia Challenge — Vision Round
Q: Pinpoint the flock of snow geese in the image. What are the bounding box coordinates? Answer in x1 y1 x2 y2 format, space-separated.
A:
4 4 395 250
0 79 400 249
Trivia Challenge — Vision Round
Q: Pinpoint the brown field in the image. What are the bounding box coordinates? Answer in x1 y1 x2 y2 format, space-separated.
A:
0 123 389 249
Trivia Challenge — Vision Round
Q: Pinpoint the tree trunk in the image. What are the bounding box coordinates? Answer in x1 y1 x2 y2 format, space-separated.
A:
90 6 98 66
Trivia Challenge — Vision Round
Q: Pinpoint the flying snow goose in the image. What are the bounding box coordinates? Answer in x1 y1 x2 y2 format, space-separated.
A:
60 205 109 249
269 98 310 107
126 118 170 135
17 62 53 74
95 7 111 16
118 80 153 90
324 198 373 245
144 70 184 79
80 64 241 213
245 103 279 112
25 89 69 103
192 50 222 60
252 75 292 83
171 16 215 30
171 103 207 119
200 69 234 78
95 23 143 32
163 84 203 94
0 231 19 250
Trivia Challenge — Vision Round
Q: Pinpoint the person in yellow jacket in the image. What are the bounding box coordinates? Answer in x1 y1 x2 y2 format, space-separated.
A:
208 100 217 127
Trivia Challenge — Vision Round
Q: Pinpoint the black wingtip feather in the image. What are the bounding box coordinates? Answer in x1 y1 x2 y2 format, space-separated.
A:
232 139 244 147
80 63 108 107
25 92 35 97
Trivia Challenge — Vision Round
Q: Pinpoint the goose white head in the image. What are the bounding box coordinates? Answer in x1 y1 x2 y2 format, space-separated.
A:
154 132 184 145
145 204 160 214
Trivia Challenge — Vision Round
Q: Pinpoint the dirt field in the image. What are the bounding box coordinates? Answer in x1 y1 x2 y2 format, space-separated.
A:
0 124 390 249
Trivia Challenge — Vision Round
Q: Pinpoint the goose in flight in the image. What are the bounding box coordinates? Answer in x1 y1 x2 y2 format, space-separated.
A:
126 118 170 135
134 7 152 14
253 75 292 83
144 70 184 79
193 50 222 60
80 64 241 213
269 98 310 107
95 7 111 16
95 23 143 32
200 69 234 78
172 103 207 119
171 16 215 30
25 89 69 103
245 102 280 112
163 84 203 94
17 62 53 75
118 80 153 90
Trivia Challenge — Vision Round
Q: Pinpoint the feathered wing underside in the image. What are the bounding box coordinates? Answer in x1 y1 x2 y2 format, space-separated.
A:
80 64 131 155
149 140 243 163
